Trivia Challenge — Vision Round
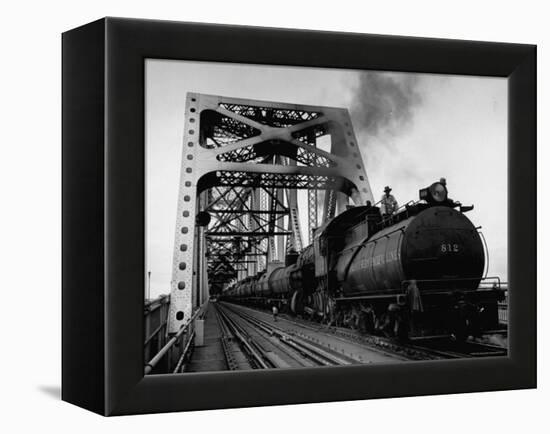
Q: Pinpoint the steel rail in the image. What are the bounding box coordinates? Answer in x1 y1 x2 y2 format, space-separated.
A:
221 303 352 366
230 309 333 366
213 304 240 370
228 303 507 362
215 304 272 369
402 338 508 359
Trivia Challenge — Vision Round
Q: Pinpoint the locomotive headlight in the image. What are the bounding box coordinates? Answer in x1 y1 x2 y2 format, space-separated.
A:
419 182 448 203
429 182 448 202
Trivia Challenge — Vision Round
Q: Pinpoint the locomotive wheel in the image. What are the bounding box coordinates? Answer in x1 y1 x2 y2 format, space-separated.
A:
358 310 375 334
325 297 337 326
395 318 409 341
450 315 472 342
290 291 304 315
451 301 480 342
375 311 393 337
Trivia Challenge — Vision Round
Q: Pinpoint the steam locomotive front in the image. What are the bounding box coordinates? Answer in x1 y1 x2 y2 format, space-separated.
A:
400 206 485 289
340 182 485 294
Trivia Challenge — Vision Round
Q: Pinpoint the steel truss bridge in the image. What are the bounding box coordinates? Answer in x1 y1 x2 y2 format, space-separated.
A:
167 93 374 336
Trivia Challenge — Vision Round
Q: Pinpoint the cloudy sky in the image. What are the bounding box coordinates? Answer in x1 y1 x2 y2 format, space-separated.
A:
146 59 507 298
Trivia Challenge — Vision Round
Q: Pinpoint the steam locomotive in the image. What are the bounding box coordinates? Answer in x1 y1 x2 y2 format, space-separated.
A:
221 181 505 340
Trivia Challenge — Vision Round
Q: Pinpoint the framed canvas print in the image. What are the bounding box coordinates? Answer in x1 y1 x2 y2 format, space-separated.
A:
62 17 536 416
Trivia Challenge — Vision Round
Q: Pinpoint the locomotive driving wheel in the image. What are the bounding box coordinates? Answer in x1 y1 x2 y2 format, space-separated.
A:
358 305 376 334
325 296 337 326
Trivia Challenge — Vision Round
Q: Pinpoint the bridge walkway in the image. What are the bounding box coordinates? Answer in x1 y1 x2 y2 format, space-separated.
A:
185 302 251 372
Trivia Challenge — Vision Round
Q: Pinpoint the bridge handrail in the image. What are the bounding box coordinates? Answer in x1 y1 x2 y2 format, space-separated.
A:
144 301 207 375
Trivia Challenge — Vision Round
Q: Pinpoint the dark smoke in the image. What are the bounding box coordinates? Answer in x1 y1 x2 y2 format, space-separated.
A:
351 72 422 138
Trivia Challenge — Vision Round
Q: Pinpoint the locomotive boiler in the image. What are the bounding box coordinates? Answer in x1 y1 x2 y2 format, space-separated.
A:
222 181 505 340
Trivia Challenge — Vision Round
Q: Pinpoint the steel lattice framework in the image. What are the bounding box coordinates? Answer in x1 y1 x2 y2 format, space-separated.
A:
167 93 373 334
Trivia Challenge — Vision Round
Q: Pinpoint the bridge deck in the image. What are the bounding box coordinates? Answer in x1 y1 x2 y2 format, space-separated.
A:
185 303 251 372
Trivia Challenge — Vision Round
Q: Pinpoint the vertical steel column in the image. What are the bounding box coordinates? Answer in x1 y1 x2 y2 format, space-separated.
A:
307 131 318 243
168 94 200 335
323 188 337 221
248 190 259 276
286 189 303 252
308 189 318 244
259 188 268 271
275 161 286 261
285 156 303 253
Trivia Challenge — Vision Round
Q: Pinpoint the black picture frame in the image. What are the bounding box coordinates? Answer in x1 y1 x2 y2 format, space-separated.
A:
62 17 536 416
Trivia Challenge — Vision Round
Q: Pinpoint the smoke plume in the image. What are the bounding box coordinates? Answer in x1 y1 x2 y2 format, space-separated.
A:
351 72 422 138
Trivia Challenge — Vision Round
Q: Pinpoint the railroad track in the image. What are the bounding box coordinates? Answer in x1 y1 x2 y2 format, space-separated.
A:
215 302 355 369
404 336 508 359
325 323 507 360
213 303 245 370
214 302 272 369
225 302 507 362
